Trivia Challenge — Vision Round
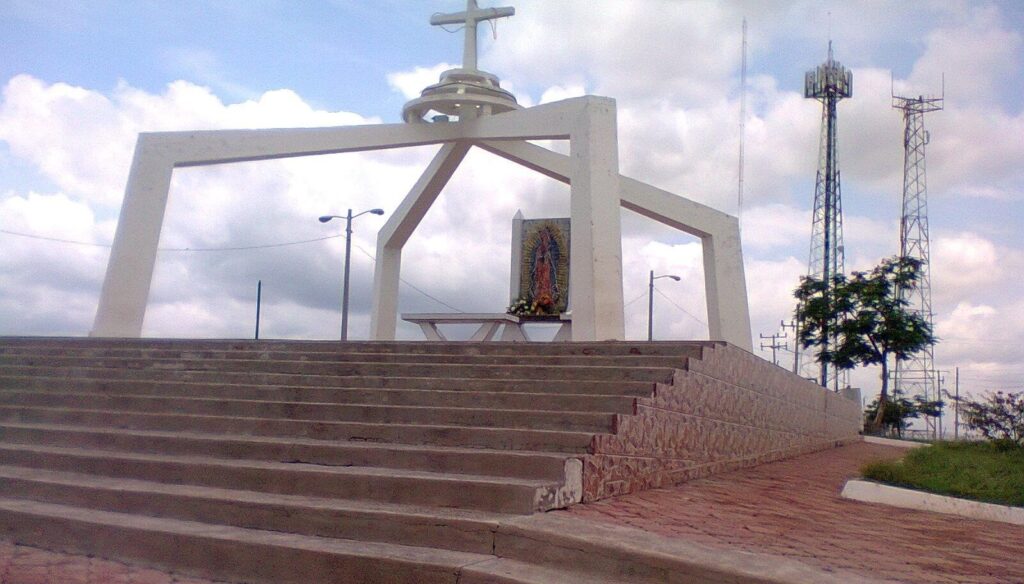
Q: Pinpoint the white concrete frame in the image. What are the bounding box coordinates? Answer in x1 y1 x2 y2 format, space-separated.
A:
91 96 752 349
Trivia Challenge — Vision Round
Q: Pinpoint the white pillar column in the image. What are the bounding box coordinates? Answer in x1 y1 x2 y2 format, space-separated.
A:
701 220 753 351
369 142 471 340
91 136 173 337
569 98 625 341
370 245 403 340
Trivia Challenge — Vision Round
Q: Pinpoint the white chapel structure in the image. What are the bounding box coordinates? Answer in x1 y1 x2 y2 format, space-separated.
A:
90 1 753 350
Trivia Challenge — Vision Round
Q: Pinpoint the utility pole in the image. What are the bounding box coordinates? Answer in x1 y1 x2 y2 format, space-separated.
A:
759 331 787 366
647 270 681 341
255 280 262 340
954 366 960 440
319 208 385 341
780 320 799 373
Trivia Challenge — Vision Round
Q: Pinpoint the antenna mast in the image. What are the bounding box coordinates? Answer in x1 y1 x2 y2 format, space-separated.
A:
794 42 852 390
738 17 748 220
892 81 943 439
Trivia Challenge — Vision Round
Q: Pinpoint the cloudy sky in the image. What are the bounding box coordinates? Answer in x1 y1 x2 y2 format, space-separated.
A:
1 0 1022 403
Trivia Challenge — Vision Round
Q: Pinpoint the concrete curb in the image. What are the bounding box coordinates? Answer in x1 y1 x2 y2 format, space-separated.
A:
841 479 1024 526
862 436 928 448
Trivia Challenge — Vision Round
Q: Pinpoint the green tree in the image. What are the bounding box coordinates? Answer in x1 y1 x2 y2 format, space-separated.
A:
794 256 936 431
864 389 943 437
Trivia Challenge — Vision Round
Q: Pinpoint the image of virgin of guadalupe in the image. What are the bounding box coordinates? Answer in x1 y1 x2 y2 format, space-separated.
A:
530 227 560 310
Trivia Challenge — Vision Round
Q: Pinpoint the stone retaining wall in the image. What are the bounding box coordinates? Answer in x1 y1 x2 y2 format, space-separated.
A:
582 342 862 501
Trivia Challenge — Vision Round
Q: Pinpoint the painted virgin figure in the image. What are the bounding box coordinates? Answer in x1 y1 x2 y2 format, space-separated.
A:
530 227 560 309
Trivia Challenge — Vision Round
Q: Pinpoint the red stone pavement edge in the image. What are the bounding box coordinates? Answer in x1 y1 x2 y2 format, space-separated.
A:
563 440 1024 584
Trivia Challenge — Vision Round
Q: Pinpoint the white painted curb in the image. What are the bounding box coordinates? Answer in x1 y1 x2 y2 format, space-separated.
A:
842 479 1024 526
862 436 928 449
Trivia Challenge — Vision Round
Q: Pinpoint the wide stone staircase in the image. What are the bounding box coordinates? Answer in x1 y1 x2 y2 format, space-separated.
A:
0 337 712 583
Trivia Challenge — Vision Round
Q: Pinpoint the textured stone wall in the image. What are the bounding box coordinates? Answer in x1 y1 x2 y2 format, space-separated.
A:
582 342 862 501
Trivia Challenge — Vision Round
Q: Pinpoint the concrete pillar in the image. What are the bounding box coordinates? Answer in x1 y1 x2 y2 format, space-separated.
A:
509 210 524 303
701 220 753 352
569 98 625 341
369 245 403 340
91 136 173 337
369 142 471 340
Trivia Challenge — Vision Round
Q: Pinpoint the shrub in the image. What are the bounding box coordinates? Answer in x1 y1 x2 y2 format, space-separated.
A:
960 391 1024 446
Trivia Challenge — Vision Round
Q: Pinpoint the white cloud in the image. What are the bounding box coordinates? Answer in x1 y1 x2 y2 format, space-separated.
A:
386 62 455 100
932 232 1008 299
538 84 586 105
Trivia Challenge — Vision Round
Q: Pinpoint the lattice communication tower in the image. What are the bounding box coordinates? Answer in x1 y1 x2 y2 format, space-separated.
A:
893 85 943 438
794 43 852 391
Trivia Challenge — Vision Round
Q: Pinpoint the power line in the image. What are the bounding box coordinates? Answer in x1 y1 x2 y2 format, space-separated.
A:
654 287 706 326
0 228 346 252
951 364 1024 371
351 243 465 313
3 226 467 314
0 229 110 248
623 289 648 309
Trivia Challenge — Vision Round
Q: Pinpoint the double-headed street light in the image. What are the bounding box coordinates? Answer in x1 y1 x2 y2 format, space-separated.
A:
319 208 385 341
648 270 681 341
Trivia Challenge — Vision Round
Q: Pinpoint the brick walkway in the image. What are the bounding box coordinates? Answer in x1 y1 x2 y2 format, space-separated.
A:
0 540 227 584
564 441 1024 584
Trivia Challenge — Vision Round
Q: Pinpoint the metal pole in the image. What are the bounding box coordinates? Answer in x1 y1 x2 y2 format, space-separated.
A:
341 208 353 341
647 270 655 341
255 280 262 340
954 366 960 441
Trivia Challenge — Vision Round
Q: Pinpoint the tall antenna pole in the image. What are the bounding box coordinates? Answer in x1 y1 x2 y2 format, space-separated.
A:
892 81 943 438
738 17 748 221
796 42 852 390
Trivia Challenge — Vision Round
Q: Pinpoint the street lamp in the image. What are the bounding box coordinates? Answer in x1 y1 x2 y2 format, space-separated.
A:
319 208 385 340
648 270 681 341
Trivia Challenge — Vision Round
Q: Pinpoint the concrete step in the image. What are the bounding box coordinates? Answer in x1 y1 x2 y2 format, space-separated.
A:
0 465 506 554
0 393 614 433
0 371 653 396
0 345 698 368
459 558 621 584
0 497 489 584
0 337 765 583
0 337 715 357
0 354 676 382
0 422 572 480
0 377 639 411
0 443 578 514
0 406 595 452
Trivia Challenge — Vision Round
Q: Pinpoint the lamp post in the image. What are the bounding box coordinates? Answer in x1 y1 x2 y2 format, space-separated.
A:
648 270 681 341
319 208 385 340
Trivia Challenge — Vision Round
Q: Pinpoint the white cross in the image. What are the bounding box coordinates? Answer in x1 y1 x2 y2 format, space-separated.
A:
430 0 514 72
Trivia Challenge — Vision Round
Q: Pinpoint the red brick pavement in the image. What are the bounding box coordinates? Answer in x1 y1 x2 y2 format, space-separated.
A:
564 441 1024 584
0 539 230 584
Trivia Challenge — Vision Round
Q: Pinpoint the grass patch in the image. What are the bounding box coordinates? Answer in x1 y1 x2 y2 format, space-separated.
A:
861 441 1024 507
